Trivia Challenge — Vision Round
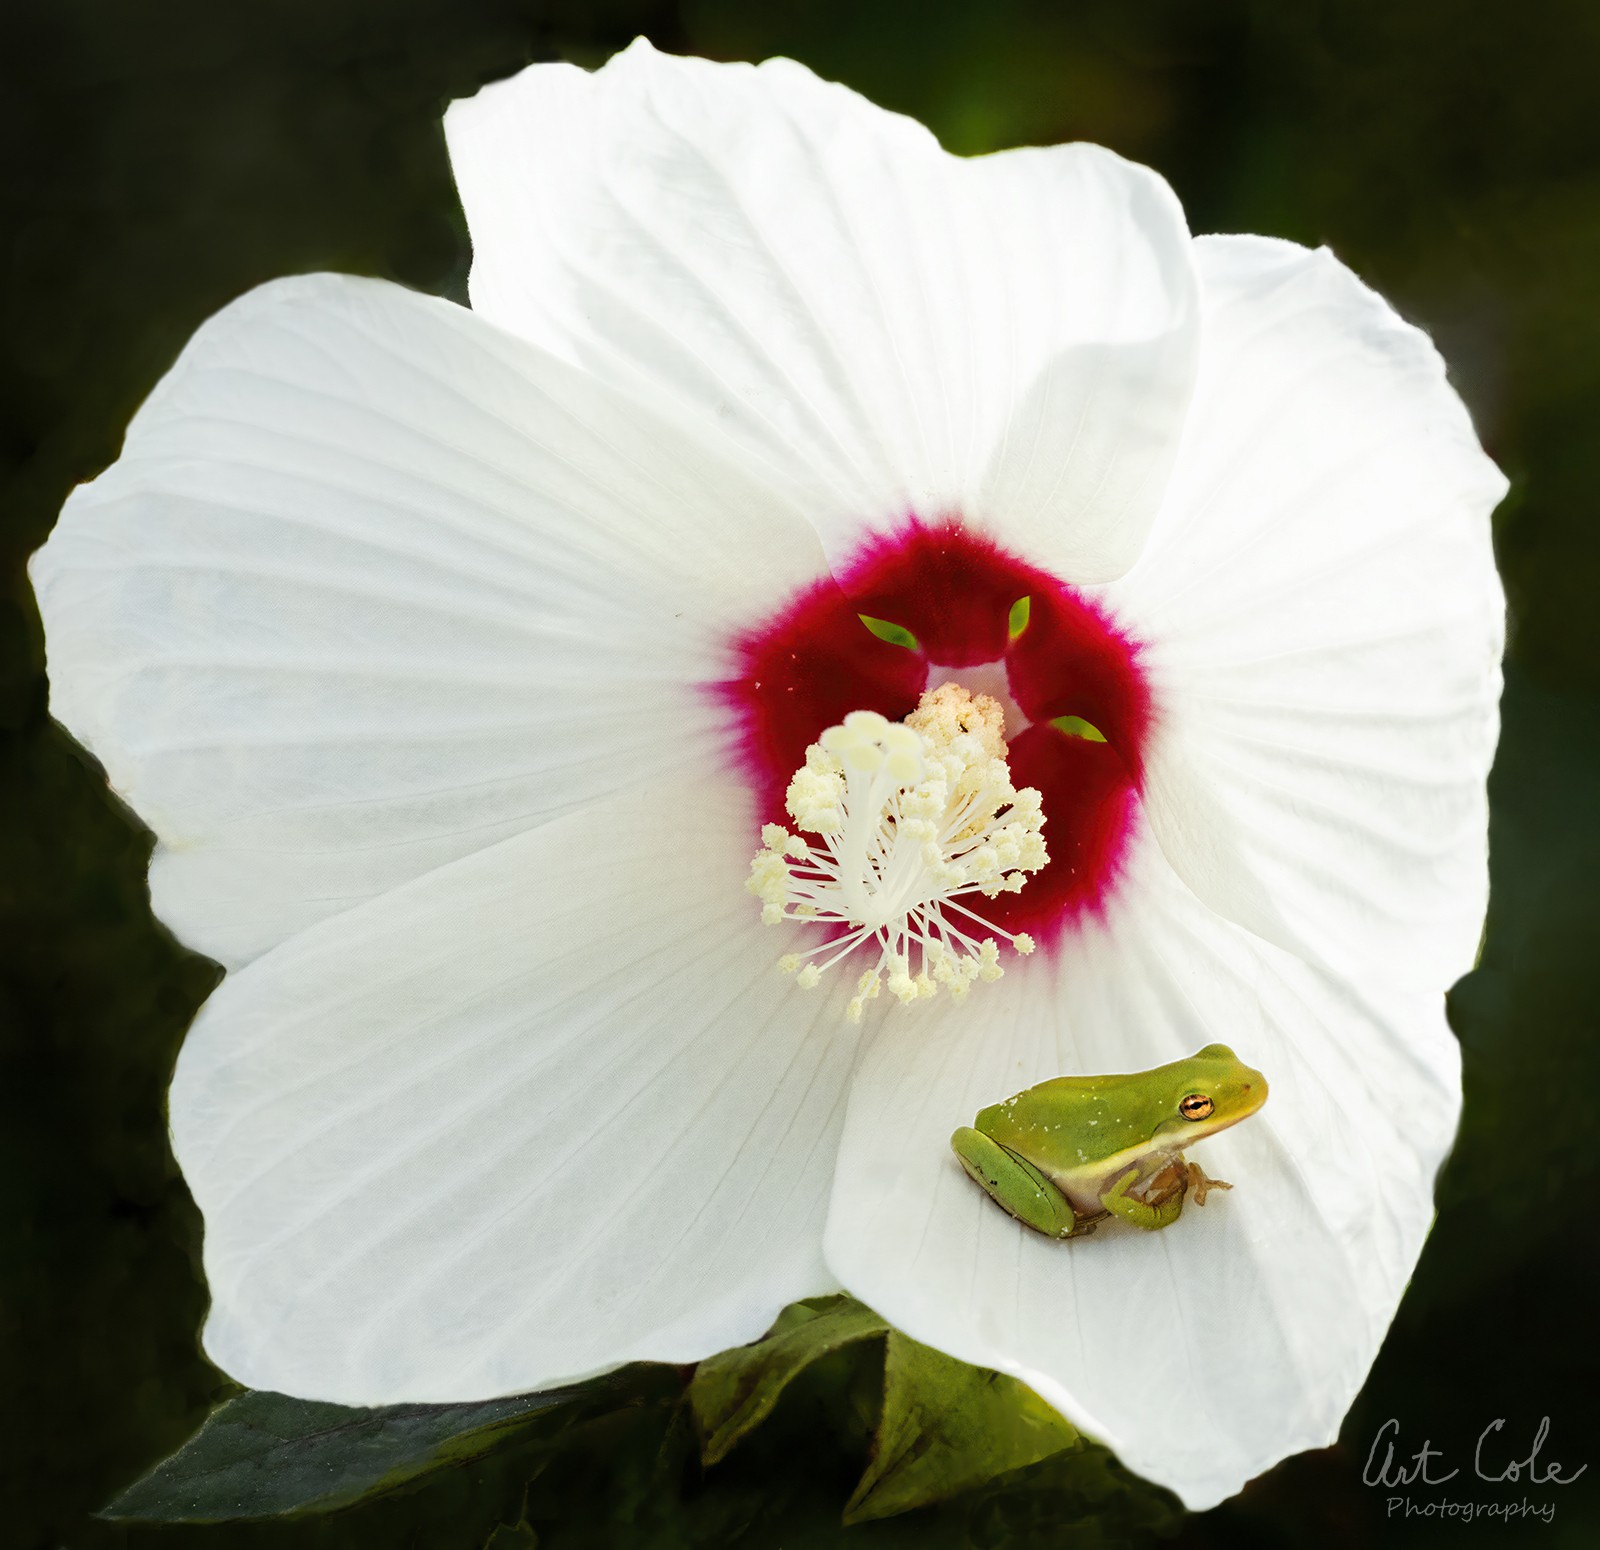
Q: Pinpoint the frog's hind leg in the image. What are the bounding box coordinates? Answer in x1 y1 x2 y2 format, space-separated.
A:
1103 1166 1186 1231
950 1128 1085 1239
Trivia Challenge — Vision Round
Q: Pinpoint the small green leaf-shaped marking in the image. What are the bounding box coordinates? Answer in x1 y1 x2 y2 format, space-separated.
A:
1008 595 1032 639
858 614 922 652
1051 714 1107 743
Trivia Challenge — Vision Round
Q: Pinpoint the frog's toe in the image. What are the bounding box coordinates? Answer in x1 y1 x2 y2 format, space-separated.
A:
1186 1161 1234 1206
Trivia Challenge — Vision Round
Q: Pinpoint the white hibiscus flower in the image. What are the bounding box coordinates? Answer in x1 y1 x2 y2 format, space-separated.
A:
30 39 1506 1510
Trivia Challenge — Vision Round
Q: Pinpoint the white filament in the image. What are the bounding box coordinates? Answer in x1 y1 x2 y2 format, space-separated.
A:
747 685 1046 1021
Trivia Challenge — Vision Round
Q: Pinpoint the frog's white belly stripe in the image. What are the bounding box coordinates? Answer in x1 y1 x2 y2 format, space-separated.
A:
1047 1145 1186 1215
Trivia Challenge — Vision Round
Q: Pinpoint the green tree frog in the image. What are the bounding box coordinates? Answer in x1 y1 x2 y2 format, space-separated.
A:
950 1044 1268 1238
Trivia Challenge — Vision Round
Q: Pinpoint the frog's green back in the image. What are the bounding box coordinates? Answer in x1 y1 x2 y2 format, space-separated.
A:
972 1044 1265 1177
975 1071 1170 1168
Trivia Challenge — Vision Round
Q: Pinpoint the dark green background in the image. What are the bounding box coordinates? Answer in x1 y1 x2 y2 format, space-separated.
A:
4 2 1597 1546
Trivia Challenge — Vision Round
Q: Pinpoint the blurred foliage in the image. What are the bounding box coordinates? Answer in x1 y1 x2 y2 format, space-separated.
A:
3 0 1598 1547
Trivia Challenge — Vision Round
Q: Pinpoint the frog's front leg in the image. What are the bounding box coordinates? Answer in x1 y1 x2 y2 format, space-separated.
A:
1186 1159 1232 1207
950 1127 1090 1239
1101 1165 1186 1231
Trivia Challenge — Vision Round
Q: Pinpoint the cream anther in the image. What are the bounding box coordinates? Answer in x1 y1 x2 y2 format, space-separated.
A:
744 684 1047 1018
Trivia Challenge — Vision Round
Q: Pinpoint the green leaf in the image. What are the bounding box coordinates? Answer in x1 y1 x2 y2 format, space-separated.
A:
689 1294 889 1465
858 613 922 651
844 1331 1081 1524
105 1384 593 1522
1008 594 1032 639
1050 714 1107 743
960 1442 1182 1546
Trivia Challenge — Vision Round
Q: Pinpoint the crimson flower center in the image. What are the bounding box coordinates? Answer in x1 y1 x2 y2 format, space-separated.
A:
717 517 1152 960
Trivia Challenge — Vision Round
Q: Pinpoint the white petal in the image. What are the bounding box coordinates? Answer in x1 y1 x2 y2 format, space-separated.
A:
1106 235 1506 989
172 779 862 1403
823 836 1459 1509
32 273 825 966
445 40 1198 581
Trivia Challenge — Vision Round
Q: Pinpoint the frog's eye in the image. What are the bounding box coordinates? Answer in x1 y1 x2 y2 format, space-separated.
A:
1179 1093 1214 1121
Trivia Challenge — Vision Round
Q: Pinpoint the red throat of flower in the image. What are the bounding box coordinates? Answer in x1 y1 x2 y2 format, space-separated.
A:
715 517 1152 952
